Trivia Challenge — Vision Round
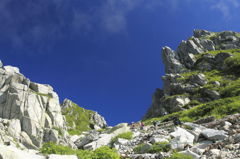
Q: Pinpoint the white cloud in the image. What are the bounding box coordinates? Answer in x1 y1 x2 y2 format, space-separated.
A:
210 0 240 20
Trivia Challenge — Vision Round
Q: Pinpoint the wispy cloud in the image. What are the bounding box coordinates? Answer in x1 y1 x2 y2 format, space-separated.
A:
210 0 240 20
0 0 239 53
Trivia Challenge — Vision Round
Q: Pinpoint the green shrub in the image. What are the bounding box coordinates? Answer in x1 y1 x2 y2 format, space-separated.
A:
144 96 240 123
40 143 119 159
167 152 194 159
40 142 76 155
133 142 171 154
92 146 120 159
148 142 171 153
133 143 145 154
220 79 240 97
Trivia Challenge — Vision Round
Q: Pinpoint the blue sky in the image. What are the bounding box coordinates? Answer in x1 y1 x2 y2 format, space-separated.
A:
0 0 240 125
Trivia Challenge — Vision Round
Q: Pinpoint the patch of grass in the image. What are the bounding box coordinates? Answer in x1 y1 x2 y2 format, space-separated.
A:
144 96 240 123
133 142 171 154
93 146 120 159
40 143 120 159
195 48 240 60
220 79 240 97
167 152 194 159
62 101 94 135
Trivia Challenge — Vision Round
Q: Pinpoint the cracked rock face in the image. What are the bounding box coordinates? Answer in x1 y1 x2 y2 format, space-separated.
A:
0 65 66 148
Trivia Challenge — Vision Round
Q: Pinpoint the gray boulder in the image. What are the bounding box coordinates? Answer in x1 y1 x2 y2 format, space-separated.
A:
190 73 207 86
83 123 130 150
90 112 107 129
162 96 190 113
170 127 195 150
162 46 185 74
201 129 228 141
203 89 220 100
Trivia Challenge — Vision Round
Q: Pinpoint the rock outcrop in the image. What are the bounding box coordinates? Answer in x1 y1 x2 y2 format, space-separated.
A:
0 61 108 158
0 64 68 148
144 30 240 119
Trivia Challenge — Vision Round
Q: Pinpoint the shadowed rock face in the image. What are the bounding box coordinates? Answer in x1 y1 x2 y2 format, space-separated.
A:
144 30 240 119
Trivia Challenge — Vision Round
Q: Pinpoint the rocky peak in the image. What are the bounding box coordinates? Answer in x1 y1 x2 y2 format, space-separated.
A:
145 30 240 119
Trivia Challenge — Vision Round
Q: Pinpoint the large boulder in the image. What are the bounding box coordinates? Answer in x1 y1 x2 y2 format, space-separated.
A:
170 127 195 150
190 74 207 86
0 144 45 159
90 112 107 129
200 129 228 141
83 123 130 150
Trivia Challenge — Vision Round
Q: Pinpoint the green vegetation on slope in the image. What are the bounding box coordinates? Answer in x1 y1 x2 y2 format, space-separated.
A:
225 53 240 74
41 143 120 159
144 96 240 124
167 153 194 159
133 142 171 154
62 101 94 135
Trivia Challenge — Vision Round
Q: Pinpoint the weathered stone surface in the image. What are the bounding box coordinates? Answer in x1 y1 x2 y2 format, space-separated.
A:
20 131 38 149
7 119 21 139
162 96 190 113
0 63 68 148
4 66 20 75
43 129 59 143
193 29 212 38
90 112 107 129
170 127 195 150
201 129 228 141
83 123 130 150
190 74 207 86
0 144 45 159
202 89 220 100
162 46 185 74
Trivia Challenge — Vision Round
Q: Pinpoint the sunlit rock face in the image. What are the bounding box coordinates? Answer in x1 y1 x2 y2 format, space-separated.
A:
0 64 66 148
144 30 240 119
